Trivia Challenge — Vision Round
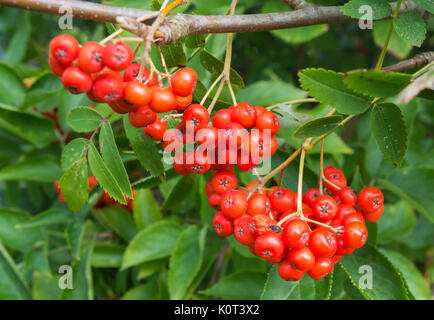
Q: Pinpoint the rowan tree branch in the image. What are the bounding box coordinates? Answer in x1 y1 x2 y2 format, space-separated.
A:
0 0 426 44
282 0 309 10
382 51 434 73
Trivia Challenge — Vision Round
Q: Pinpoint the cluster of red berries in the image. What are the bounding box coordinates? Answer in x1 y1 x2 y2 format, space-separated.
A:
207 165 385 281
49 34 197 139
168 103 279 175
53 176 135 212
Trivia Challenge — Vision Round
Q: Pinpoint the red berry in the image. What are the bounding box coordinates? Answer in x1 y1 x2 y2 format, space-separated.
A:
334 204 358 222
150 87 178 113
309 227 337 258
172 152 189 175
49 54 68 76
196 126 218 150
278 259 305 281
205 179 215 197
254 106 267 117
269 188 296 213
213 211 233 236
123 64 157 86
212 109 232 129
102 42 133 71
108 100 130 114
357 186 384 213
307 257 333 280
236 149 261 172
303 188 320 207
182 104 210 132
243 130 274 158
212 170 237 194
231 103 257 128
124 81 152 106
254 231 285 264
184 150 211 174
234 214 257 246
343 222 368 249
171 67 197 97
50 34 79 65
176 95 192 111
208 193 222 211
251 214 273 236
342 212 365 227
312 195 338 222
336 235 355 255
256 111 280 135
78 41 104 73
282 219 310 249
143 117 166 141
323 166 347 193
363 205 384 223
162 129 183 153
220 190 247 219
91 72 123 102
289 247 315 271
247 193 271 216
128 106 156 128
339 187 357 206
220 122 246 149
61 66 92 94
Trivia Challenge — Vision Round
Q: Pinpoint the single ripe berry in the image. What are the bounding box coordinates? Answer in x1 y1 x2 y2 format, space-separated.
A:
172 152 189 175
343 222 368 249
254 231 285 264
256 111 280 135
363 205 384 223
123 64 158 86
171 67 197 97
234 214 257 246
254 106 267 117
220 190 247 219
91 72 123 102
278 259 305 281
303 188 320 207
221 122 246 149
196 126 218 150
334 204 358 222
357 186 384 213
213 211 233 237
50 34 79 65
236 149 261 172
102 41 133 71
49 54 68 76
312 195 338 222
108 100 130 114
184 150 211 174
323 165 347 192
128 106 156 128
269 188 296 213
342 212 365 227
124 81 152 106
61 66 92 94
212 170 237 194
251 214 273 236
143 117 166 141
231 103 257 128
78 41 104 73
289 247 316 271
243 130 273 158
307 257 333 280
247 193 271 216
176 95 192 111
309 227 337 258
212 109 232 129
282 219 311 249
208 193 222 211
150 87 178 113
182 104 210 133
339 186 357 206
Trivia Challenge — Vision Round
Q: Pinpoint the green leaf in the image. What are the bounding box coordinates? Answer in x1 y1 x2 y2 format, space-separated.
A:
132 168 179 189
121 281 159 300
341 0 392 20
66 219 84 260
380 249 431 300
236 80 307 107
340 244 408 300
62 243 94 300
91 243 124 268
59 157 89 212
61 138 89 171
378 168 434 222
87 142 126 204
66 106 103 132
394 11 427 47
344 70 412 98
32 272 62 300
413 0 434 13
299 68 371 114
162 175 195 210
24 73 62 110
123 116 165 177
16 208 71 229
138 258 168 280
92 206 137 241
260 265 299 300
122 220 183 269
5 12 30 65
370 103 407 166
0 155 62 183
169 226 206 299
100 121 132 198
0 103 56 147
0 64 26 107
151 0 162 11
185 34 206 48
0 242 32 299
373 20 412 59
293 115 343 139
287 273 333 300
160 41 187 68
133 189 162 230
377 201 416 244
200 272 266 300
200 50 244 87
0 208 43 251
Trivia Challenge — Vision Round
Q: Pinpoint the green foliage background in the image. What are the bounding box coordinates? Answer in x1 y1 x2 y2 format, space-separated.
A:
0 0 432 300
